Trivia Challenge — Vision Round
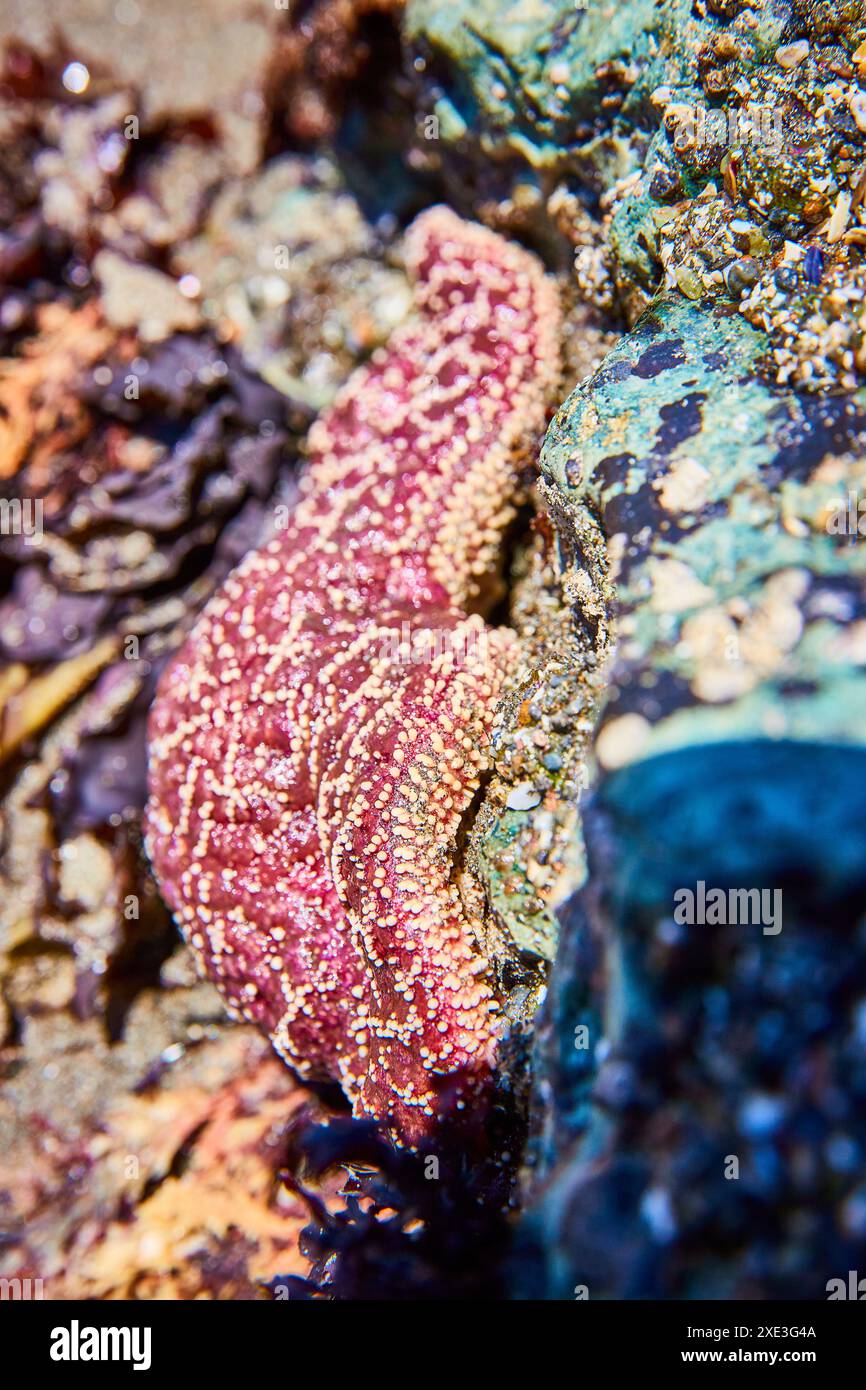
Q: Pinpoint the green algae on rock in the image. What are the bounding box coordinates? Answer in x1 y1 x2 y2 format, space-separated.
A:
407 1 866 388
404 1 783 245
519 287 866 1296
406 0 662 174
541 292 866 781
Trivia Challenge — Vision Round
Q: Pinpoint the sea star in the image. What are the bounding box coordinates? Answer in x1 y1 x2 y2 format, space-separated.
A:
146 206 560 1143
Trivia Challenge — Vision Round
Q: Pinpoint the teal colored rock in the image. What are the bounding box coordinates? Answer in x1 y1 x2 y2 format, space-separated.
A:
541 293 866 815
407 0 665 174
537 288 866 964
404 16 866 1287
405 0 789 184
406 0 866 336
520 842 866 1297
519 292 866 1297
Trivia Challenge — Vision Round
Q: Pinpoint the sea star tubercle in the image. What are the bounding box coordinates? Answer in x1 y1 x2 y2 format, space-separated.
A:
146 207 560 1142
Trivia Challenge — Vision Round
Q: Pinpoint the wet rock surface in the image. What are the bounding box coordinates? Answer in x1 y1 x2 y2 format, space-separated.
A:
520 282 866 1301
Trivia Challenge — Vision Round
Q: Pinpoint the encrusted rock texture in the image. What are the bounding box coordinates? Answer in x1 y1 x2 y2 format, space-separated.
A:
404 0 866 1297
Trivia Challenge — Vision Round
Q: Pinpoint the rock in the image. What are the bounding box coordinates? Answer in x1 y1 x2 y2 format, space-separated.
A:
0 0 284 171
542 292 866 833
406 0 684 181
519 290 866 1297
93 251 201 341
506 785 543 813
173 156 411 412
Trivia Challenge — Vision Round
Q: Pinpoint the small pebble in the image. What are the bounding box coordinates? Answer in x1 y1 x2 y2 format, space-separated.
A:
640 1187 678 1243
506 783 542 811
62 61 90 93
803 244 824 285
826 190 852 246
675 265 704 301
775 40 809 70
773 265 798 293
739 1092 786 1139
849 92 866 134
725 258 759 296
840 1184 866 1238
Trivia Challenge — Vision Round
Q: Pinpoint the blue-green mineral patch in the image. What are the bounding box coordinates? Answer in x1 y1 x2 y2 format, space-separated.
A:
434 0 866 999
519 283 866 1301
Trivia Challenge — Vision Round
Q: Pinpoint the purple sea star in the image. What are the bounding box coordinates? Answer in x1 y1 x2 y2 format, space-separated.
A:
146 207 560 1143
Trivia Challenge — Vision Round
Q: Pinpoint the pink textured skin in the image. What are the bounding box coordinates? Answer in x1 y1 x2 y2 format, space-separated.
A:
145 208 560 1144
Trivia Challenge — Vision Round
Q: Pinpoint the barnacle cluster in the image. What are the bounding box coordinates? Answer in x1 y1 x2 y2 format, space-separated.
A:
629 7 866 390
